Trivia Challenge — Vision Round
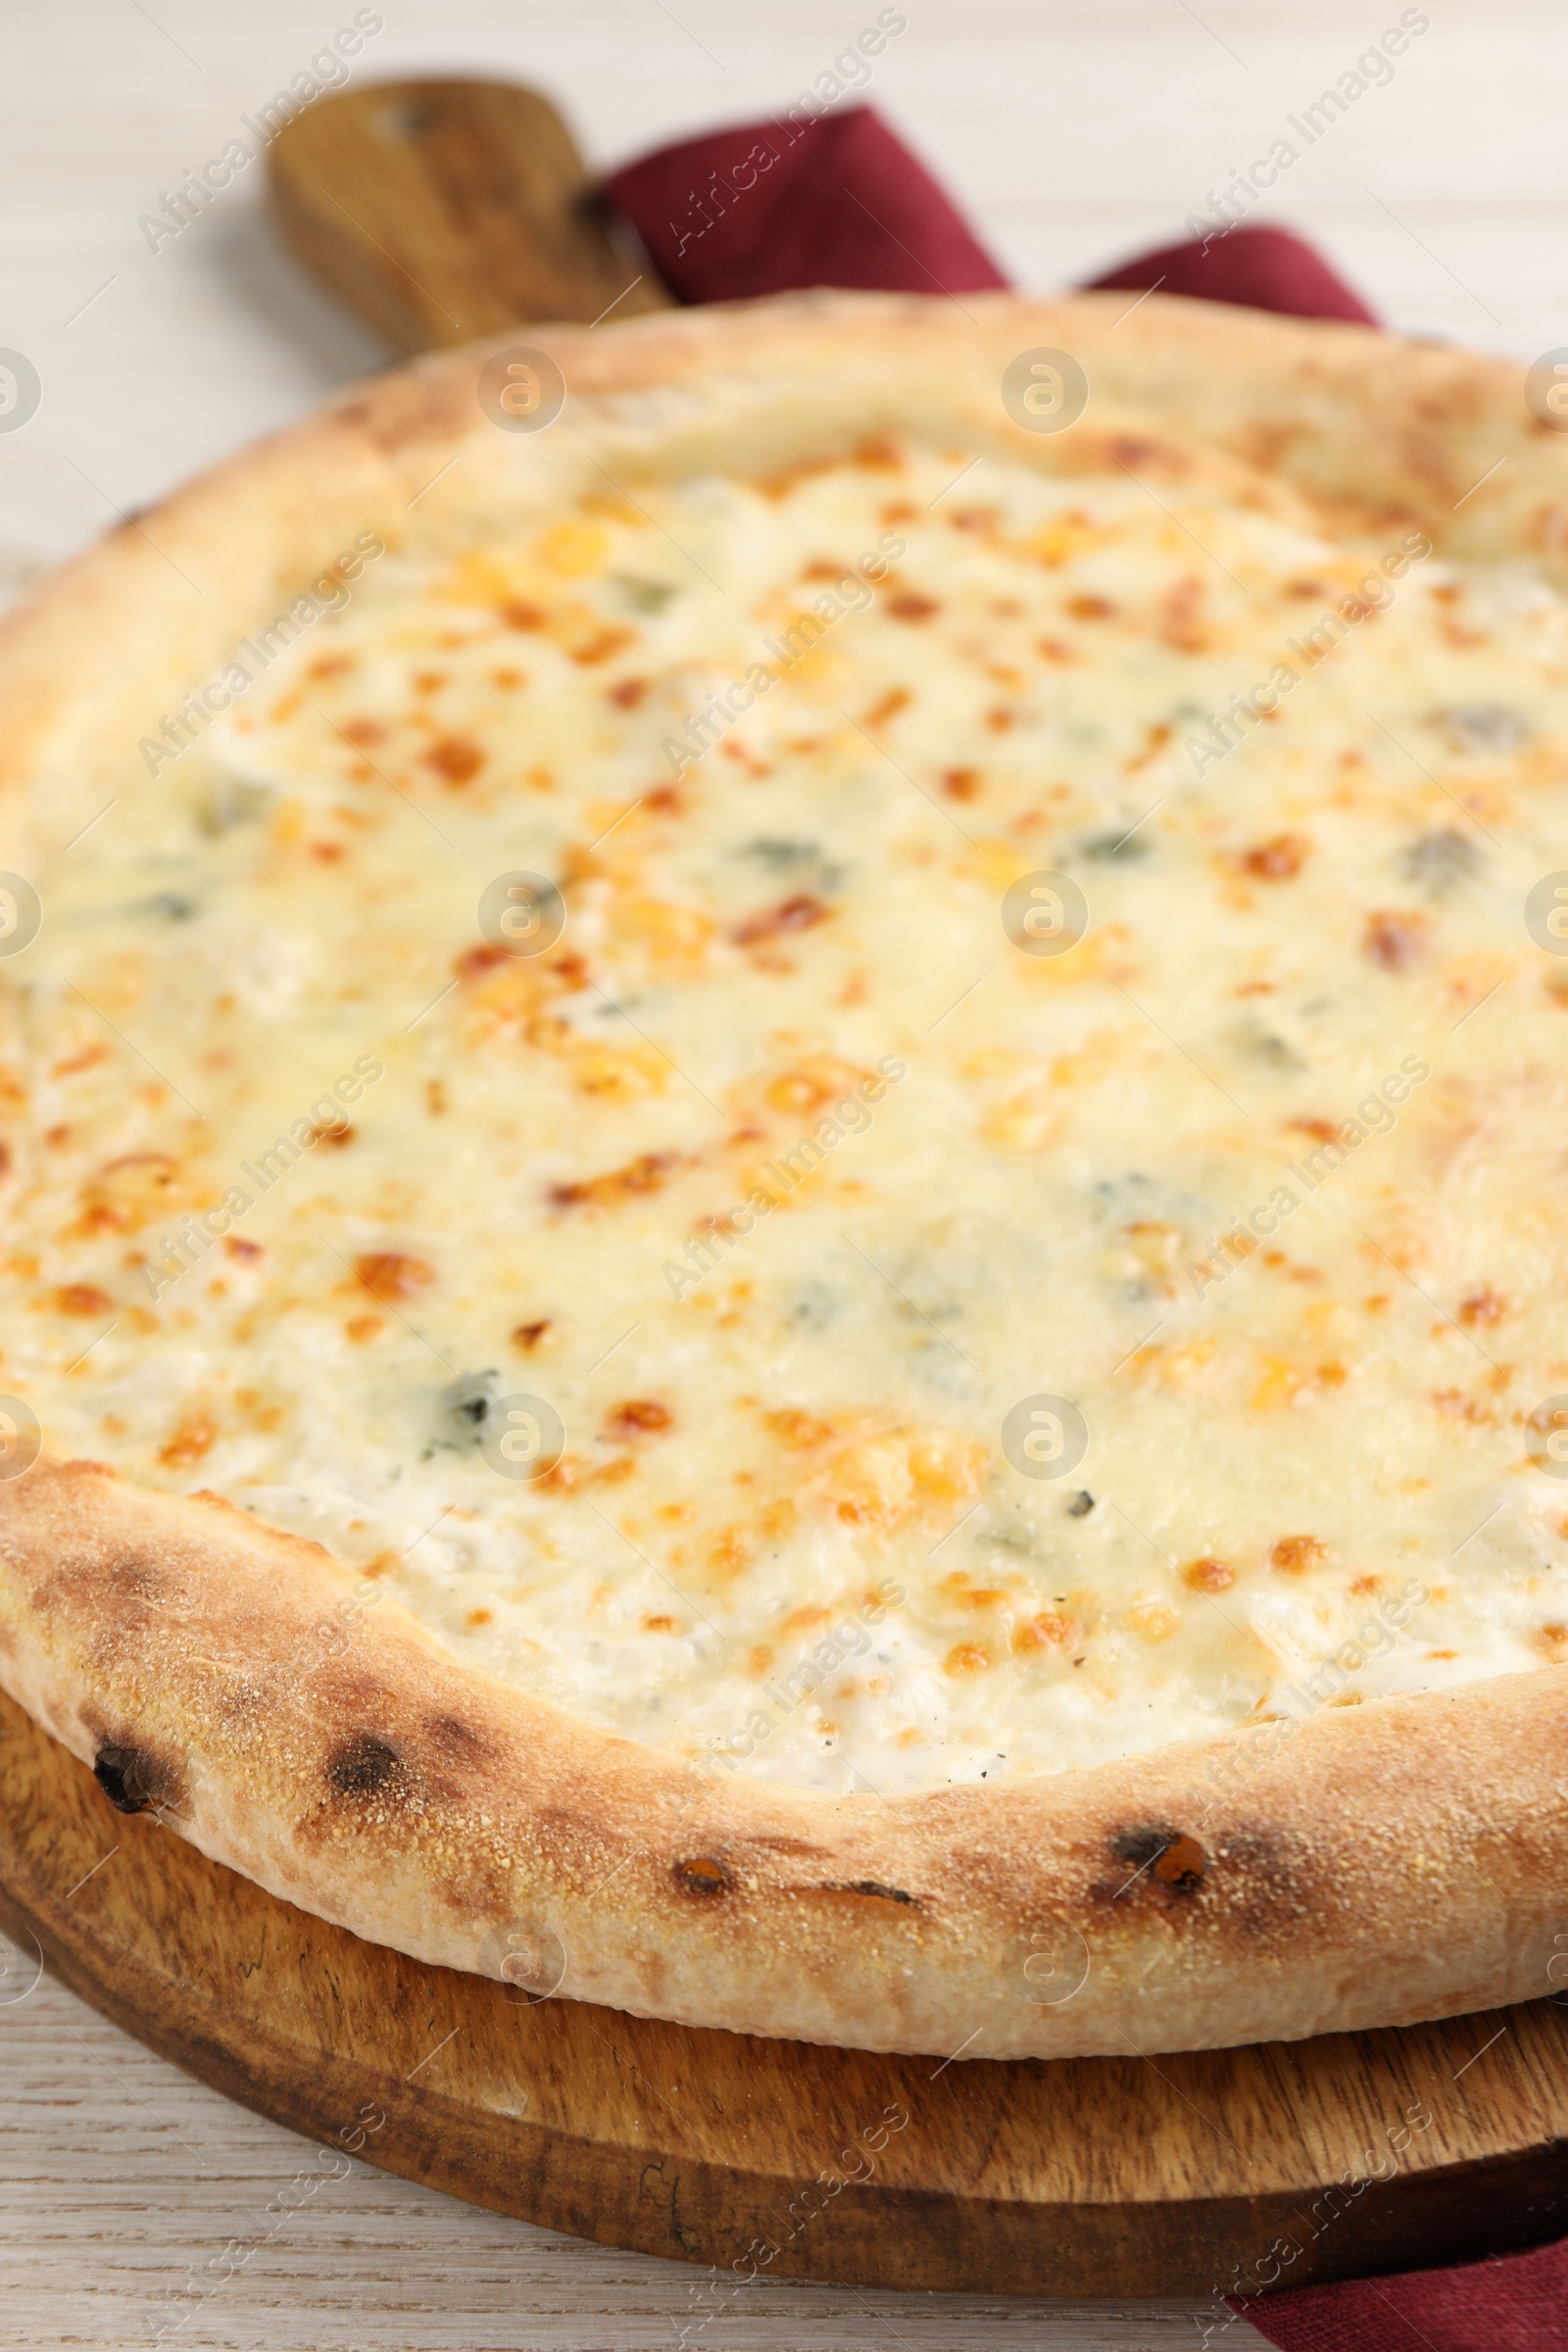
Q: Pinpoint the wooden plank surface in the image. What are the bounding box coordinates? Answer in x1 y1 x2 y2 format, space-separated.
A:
0 1974 1227 2352
2 3 1563 2344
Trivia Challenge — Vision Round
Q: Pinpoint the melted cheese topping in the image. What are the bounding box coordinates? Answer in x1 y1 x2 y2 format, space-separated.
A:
8 435 1568 1794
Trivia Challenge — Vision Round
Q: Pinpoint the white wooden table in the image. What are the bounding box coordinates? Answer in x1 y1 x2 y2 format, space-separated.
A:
1 1 1560 2341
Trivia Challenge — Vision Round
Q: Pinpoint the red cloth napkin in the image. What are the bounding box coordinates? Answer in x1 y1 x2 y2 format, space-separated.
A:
601 106 1008 304
602 104 1373 323
1231 2232 1568 2349
602 99 1566 2352
1083 220 1375 324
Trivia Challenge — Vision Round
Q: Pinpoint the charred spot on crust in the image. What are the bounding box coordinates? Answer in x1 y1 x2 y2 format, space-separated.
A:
93 1741 172 1815
92 1547 166 1608
326 1733 403 1798
816 1879 921 1908
1097 1820 1305 1942
1204 1824 1298 1916
1112 1825 1207 1894
673 1855 733 1898
1153 1833 1206 1889
424 1712 493 1762
1111 1827 1169 1875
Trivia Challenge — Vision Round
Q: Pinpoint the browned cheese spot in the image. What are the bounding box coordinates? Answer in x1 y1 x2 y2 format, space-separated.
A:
606 1398 671 1439
55 1284 112 1317
863 686 910 728
422 736 484 786
355 1251 435 1300
159 1414 217 1469
1181 1556 1235 1592
549 1152 677 1211
568 627 633 667
1243 833 1310 880
1012 1611 1073 1653
732 895 829 948
1363 909 1426 970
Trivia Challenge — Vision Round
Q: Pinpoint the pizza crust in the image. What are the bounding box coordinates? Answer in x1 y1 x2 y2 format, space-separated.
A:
0 289 1564 2057
7 286 1566 841
1 1456 1562 2059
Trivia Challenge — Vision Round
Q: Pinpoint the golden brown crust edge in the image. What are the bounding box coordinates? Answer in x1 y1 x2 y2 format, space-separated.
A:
0 291 1564 2056
0 1459 1561 2059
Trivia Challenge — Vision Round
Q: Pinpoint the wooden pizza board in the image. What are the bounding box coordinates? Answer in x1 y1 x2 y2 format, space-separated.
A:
2 1687 1565 2300
267 76 673 351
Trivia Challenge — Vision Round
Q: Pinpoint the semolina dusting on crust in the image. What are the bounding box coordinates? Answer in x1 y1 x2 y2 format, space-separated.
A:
0 292 1564 2055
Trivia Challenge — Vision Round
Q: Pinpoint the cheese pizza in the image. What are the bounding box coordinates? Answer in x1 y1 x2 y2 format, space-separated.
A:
0 291 1565 2058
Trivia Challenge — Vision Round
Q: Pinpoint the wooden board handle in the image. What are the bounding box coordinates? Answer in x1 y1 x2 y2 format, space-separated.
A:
266 77 673 352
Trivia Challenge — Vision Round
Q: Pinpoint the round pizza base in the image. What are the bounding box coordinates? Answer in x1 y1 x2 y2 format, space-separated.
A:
0 290 1565 2060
